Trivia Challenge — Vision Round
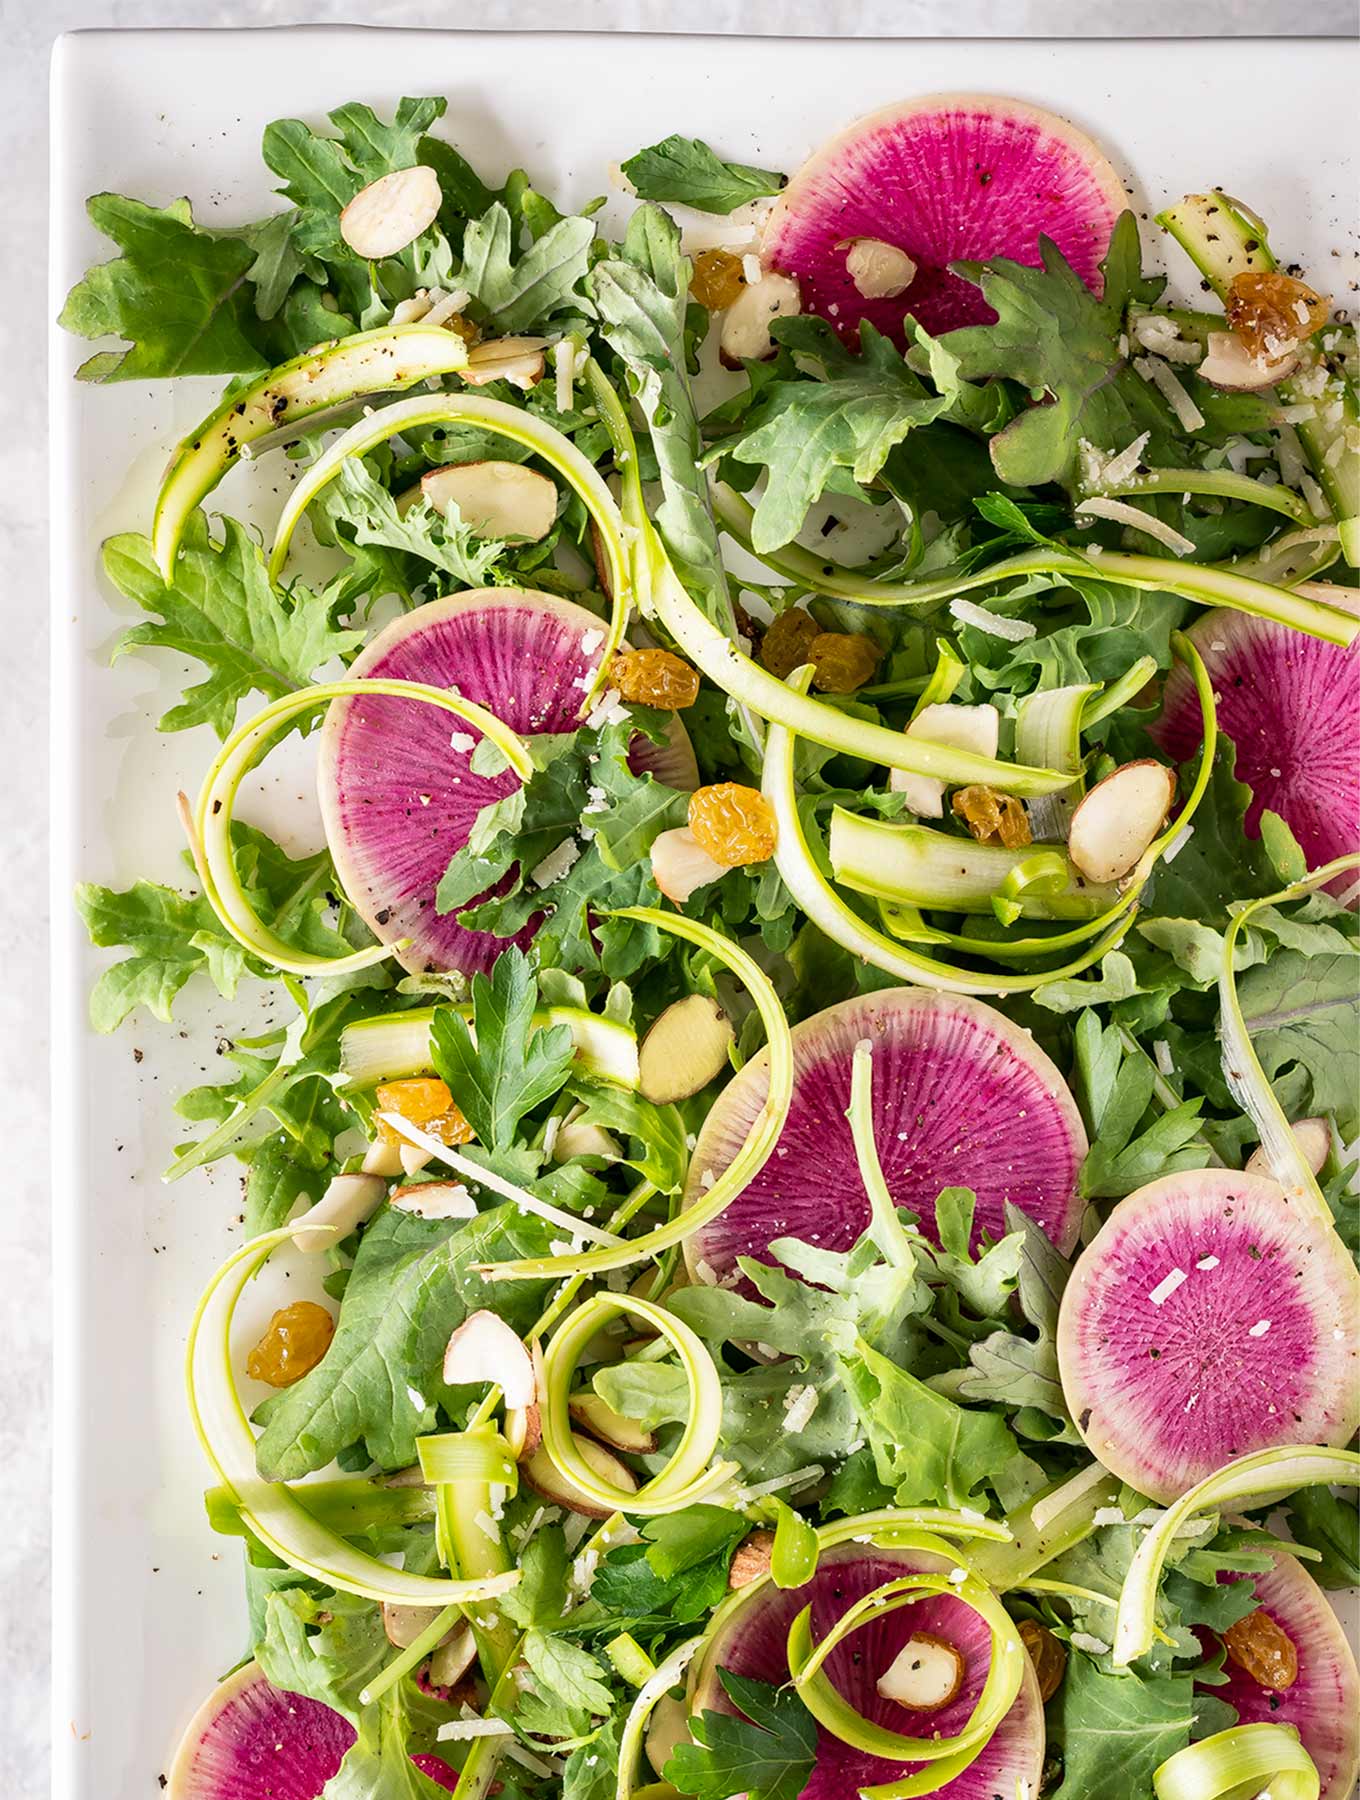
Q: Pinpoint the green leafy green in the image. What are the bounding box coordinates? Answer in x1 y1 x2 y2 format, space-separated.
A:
103 515 364 738
430 950 575 1151
76 876 248 1032
667 1671 816 1800
312 457 509 595
459 201 595 333
1074 1010 1211 1197
620 135 785 214
1050 1654 1198 1800
1279 1487 1360 1587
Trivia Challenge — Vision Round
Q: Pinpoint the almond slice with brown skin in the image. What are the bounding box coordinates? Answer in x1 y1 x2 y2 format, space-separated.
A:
1198 330 1299 392
522 1438 637 1517
876 1632 965 1712
428 1622 478 1690
340 165 442 260
390 1180 478 1220
442 1310 536 1410
421 461 558 542
638 994 735 1105
568 1390 657 1455
1067 760 1176 885
649 827 727 905
1246 1116 1330 1178
460 336 549 390
719 270 802 367
728 1529 775 1589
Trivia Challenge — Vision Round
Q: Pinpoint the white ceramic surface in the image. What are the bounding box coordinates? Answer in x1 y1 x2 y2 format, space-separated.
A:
48 26 1360 1799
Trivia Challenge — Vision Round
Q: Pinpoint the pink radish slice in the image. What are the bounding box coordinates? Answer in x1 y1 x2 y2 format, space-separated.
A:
319 591 698 975
167 1662 459 1798
1056 1169 1360 1504
691 1541 1044 1800
1197 1546 1360 1800
761 93 1127 343
1152 612 1360 881
683 989 1088 1287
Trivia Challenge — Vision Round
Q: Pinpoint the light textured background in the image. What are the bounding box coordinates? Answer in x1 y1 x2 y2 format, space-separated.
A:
5 1 1356 1791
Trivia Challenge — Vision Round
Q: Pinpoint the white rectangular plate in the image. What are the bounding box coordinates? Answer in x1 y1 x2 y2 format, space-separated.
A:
50 26 1359 1797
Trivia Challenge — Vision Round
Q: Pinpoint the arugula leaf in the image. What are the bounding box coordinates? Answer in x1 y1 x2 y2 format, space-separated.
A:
667 1671 816 1800
256 1588 385 1723
620 135 785 214
521 1630 615 1716
842 1338 1018 1509
948 1202 1074 1430
593 207 735 628
1279 1487 1360 1587
429 949 575 1151
103 515 363 738
1050 1653 1197 1800
1235 948 1360 1138
563 1714 623 1800
75 876 248 1032
725 319 951 551
59 193 270 381
313 458 508 595
254 1203 552 1479
642 1507 748 1578
459 201 595 333
1143 741 1286 926
1074 1011 1211 1197
940 213 1175 489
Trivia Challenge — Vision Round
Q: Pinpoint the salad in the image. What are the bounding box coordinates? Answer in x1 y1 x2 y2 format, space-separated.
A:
61 89 1360 1800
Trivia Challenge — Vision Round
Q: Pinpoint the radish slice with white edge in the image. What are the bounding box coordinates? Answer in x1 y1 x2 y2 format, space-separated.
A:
1056 1169 1360 1505
443 1310 537 1411
186 1229 521 1607
1067 760 1177 884
317 591 698 976
339 165 442 259
683 985 1089 1286
166 1661 357 1799
187 678 533 981
1153 611 1360 884
762 92 1126 344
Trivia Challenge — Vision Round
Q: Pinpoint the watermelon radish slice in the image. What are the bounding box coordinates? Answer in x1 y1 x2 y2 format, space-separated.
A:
166 1662 459 1797
689 1540 1044 1800
1056 1169 1360 1504
319 591 699 975
683 988 1088 1285
761 93 1127 343
1198 1544 1360 1800
1152 612 1360 878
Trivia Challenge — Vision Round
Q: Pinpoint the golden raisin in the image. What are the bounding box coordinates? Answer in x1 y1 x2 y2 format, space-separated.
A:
688 783 778 867
1018 1619 1067 1703
1221 1608 1299 1691
611 648 701 709
445 314 480 346
952 785 1032 849
247 1301 335 1388
808 631 881 694
1226 272 1328 360
759 608 821 680
690 248 747 310
375 1077 476 1148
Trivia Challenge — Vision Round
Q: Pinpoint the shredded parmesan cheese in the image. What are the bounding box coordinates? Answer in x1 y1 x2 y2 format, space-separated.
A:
1077 496 1196 557
949 598 1037 642
1133 355 1206 432
1148 1267 1188 1306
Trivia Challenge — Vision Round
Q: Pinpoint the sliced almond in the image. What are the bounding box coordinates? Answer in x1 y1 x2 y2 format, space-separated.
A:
638 994 734 1105
649 826 727 905
1067 760 1176 885
842 237 917 301
728 1529 775 1589
428 1622 479 1690
1246 1116 1331 1179
504 1400 542 1462
399 1143 433 1177
383 1601 447 1649
522 1439 638 1517
889 703 1000 817
421 461 558 542
645 1693 693 1777
290 1173 386 1254
340 165 442 261
569 1391 657 1455
361 1138 405 1178
390 1180 477 1220
719 269 802 367
552 1104 622 1164
877 1632 965 1712
1198 330 1299 392
461 336 549 391
443 1310 536 1410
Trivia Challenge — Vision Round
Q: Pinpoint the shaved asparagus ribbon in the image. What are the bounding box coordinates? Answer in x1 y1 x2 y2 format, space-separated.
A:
1154 1724 1320 1800
185 679 533 978
541 1292 737 1514
812 630 1218 979
185 1228 520 1606
710 482 1360 647
477 907 794 1280
786 1548 1027 1799
580 362 1069 794
1087 466 1316 527
848 1043 917 1270
1219 852 1360 1230
763 667 1139 995
616 1634 703 1800
1112 1445 1360 1667
265 389 634 709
